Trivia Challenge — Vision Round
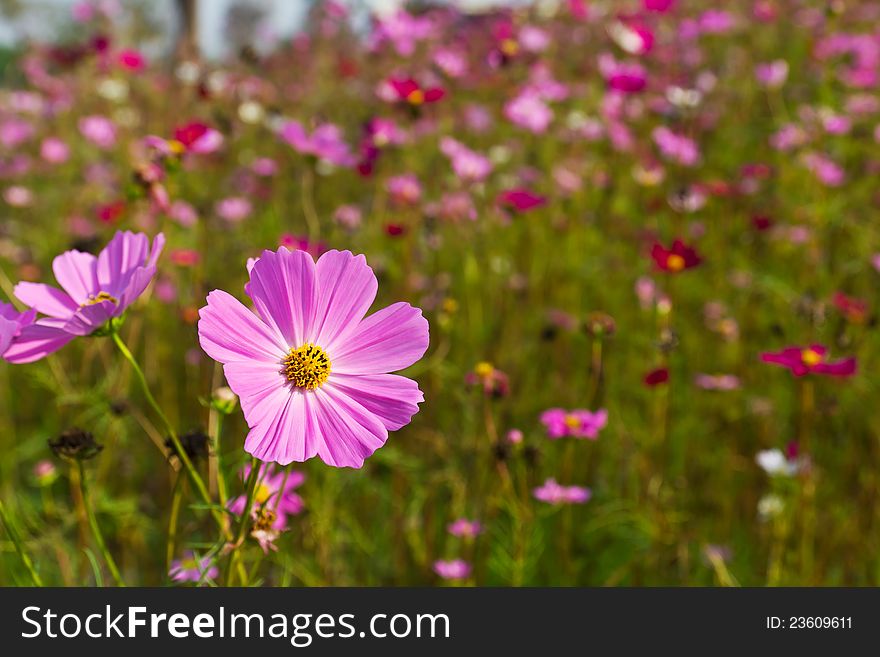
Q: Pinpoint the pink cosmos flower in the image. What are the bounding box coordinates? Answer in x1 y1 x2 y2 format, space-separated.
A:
169 552 218 583
694 374 741 390
197 248 429 468
279 121 355 167
228 462 305 531
215 196 252 223
504 91 553 134
755 60 789 89
433 559 471 580
0 302 36 360
7 231 164 363
540 408 608 439
386 174 422 205
78 115 117 149
600 55 647 93
447 518 482 538
533 478 591 505
40 137 69 164
0 119 33 148
439 137 492 183
653 127 700 166
761 345 856 378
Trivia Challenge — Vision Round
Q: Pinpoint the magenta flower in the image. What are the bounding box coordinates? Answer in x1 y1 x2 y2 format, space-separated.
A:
78 115 117 149
433 559 471 580
497 188 546 213
504 91 553 134
761 345 856 378
215 196 252 223
7 231 165 363
533 478 591 505
198 248 429 468
169 552 218 584
540 408 608 439
439 137 492 183
279 120 355 167
0 302 36 359
447 518 482 538
653 127 700 166
228 462 305 531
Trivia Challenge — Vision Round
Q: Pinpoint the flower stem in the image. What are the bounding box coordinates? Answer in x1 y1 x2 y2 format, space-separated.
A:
301 167 320 241
225 457 261 586
166 472 184 570
110 330 220 528
76 460 125 587
0 498 43 586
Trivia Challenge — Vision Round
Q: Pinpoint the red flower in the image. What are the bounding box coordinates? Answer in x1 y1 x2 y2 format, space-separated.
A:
832 292 868 324
643 367 669 386
117 48 145 72
497 188 547 212
173 122 210 149
761 345 856 377
389 78 445 106
97 200 125 224
651 239 701 273
752 215 773 231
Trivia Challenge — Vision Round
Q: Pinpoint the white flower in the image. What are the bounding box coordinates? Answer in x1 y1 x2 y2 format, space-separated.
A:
756 449 799 476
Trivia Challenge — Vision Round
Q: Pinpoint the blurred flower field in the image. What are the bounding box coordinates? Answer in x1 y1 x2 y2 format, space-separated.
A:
1 0 880 587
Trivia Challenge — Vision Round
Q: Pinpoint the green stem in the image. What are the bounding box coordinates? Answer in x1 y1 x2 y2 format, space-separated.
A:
301 167 320 241
77 461 125 587
111 330 221 529
0 498 43 586
225 457 261 586
166 473 185 570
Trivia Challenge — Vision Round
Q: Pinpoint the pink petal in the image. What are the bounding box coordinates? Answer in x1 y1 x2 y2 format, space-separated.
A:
14 282 77 318
814 358 857 377
116 266 157 314
0 316 16 354
52 250 98 305
312 385 388 468
327 373 423 431
245 390 320 465
1 321 73 363
63 301 115 335
224 360 288 428
96 230 148 294
312 250 377 349
330 302 429 375
245 248 317 348
198 290 287 364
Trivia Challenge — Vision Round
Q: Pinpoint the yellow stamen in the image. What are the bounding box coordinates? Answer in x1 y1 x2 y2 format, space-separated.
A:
168 139 186 154
801 349 823 367
564 414 581 429
83 291 119 306
474 361 494 378
283 343 331 390
254 484 272 505
407 89 425 105
666 254 686 272
500 38 519 56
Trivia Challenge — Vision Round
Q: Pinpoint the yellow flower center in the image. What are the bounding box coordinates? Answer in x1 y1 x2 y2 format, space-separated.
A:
474 361 495 378
83 291 119 306
666 254 686 272
254 483 272 505
407 89 425 105
283 343 331 390
564 414 581 429
500 38 519 56
168 139 186 154
801 349 823 367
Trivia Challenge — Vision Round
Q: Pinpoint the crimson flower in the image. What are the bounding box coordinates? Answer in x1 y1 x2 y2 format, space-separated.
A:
760 345 856 377
650 240 701 273
497 188 546 212
388 78 445 106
